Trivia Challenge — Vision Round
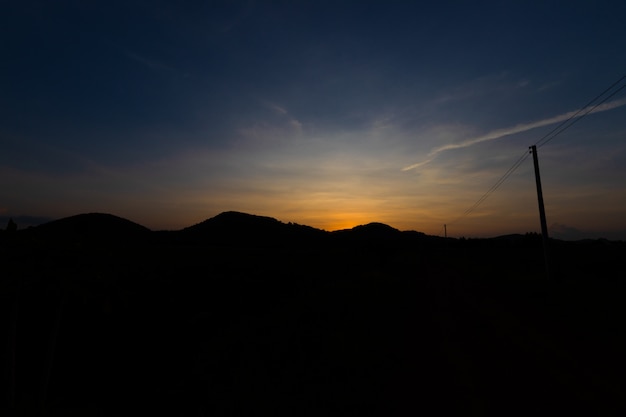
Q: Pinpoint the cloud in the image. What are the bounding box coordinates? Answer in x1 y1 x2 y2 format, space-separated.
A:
237 101 304 143
265 102 288 115
402 97 626 171
400 158 435 172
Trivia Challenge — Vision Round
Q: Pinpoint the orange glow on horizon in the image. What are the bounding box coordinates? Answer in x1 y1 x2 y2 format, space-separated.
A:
287 209 397 232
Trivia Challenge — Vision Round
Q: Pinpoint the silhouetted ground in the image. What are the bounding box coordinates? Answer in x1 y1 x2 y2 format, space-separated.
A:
1 215 625 416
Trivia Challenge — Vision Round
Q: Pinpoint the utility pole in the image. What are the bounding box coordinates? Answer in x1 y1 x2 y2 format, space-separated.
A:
444 224 447 238
530 145 550 279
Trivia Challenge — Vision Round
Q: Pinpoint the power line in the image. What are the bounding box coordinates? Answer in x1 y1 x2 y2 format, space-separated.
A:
536 82 626 148
534 74 626 149
448 149 530 226
446 74 626 229
463 151 530 217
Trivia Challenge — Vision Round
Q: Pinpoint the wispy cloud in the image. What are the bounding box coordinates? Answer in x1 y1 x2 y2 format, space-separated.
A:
264 101 288 115
238 101 304 143
402 97 626 171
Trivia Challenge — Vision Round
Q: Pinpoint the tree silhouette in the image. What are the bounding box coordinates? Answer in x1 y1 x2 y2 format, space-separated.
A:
6 217 17 232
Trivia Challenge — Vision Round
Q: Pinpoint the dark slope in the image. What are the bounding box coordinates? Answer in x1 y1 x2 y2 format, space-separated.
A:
177 211 328 247
19 212 151 245
8 210 436 248
2 212 626 416
330 222 443 251
184 211 289 234
176 211 439 249
337 222 401 237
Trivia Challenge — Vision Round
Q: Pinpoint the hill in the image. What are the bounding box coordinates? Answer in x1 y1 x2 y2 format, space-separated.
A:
177 211 327 246
18 212 151 245
2 211 626 416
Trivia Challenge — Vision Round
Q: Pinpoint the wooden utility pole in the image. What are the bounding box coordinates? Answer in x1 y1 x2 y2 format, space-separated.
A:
530 145 550 279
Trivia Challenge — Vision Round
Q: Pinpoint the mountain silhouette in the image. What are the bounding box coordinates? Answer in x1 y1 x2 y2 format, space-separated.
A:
4 211 626 416
345 222 400 235
10 210 443 248
20 212 151 245
333 222 401 240
184 211 287 233
10 210 569 250
179 211 327 247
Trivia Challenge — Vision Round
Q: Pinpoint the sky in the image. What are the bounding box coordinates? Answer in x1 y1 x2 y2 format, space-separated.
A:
2 0 626 239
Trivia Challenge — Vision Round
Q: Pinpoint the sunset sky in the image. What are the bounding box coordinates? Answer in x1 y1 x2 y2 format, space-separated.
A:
2 1 626 239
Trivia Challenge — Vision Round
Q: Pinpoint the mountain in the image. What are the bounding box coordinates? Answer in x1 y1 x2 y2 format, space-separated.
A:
178 211 327 246
334 222 400 237
0 215 53 230
178 212 438 248
19 212 151 245
329 222 442 251
9 210 437 248
184 211 287 233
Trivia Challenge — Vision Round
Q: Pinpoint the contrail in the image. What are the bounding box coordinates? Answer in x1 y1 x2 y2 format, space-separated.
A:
402 97 626 171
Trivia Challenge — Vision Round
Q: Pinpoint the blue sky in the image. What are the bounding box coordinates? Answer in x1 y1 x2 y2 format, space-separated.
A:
2 1 626 239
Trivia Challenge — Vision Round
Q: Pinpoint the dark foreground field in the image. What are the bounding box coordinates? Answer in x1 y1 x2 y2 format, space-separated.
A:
1 216 625 416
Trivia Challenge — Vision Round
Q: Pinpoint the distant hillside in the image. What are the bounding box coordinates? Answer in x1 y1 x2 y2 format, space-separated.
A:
341 222 400 235
6 210 452 249
179 211 327 246
0 215 53 229
184 211 287 233
19 212 151 245
11 210 596 250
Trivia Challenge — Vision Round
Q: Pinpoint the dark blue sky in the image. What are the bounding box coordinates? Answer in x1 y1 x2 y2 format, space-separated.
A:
3 1 626 238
